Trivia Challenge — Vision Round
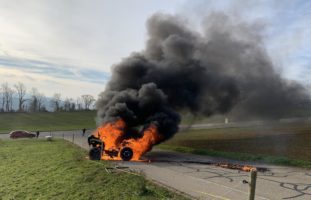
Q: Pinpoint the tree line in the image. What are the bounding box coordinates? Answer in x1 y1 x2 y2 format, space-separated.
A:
0 82 96 113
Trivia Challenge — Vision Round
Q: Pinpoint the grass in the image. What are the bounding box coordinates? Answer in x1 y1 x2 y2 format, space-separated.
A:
160 121 311 168
159 145 311 168
1 110 310 133
180 106 311 125
0 111 97 133
0 139 187 200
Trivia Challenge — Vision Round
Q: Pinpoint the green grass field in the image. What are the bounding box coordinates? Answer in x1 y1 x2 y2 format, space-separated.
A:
0 139 186 200
0 111 97 133
160 121 311 168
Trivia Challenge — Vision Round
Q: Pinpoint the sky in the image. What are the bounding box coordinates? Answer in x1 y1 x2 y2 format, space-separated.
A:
0 0 310 99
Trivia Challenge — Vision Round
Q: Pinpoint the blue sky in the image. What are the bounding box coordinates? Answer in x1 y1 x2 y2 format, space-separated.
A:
0 0 310 98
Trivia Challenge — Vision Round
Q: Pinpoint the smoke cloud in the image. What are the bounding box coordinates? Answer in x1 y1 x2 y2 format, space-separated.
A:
96 12 308 140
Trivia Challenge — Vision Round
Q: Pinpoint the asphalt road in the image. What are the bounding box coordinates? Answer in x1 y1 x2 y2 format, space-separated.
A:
1 131 310 200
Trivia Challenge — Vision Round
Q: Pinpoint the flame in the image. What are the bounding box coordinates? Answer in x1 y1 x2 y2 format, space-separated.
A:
91 119 162 161
122 124 162 160
95 119 126 152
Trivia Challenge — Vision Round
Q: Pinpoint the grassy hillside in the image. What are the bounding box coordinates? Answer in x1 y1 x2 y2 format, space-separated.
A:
0 139 186 200
160 121 311 167
0 111 97 133
1 108 310 133
180 107 311 125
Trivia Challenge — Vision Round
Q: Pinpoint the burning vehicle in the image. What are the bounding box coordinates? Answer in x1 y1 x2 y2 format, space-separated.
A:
88 119 162 161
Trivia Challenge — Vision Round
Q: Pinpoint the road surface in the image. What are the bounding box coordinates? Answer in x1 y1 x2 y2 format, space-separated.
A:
1 131 310 200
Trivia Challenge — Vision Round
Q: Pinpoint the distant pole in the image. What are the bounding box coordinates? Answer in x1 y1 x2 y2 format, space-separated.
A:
249 169 257 200
62 133 64 139
72 133 75 143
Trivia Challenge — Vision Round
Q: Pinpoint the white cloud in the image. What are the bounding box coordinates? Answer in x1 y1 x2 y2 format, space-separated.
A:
0 0 310 97
0 0 184 97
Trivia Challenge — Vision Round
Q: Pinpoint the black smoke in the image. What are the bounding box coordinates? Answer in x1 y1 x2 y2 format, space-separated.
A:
96 13 309 140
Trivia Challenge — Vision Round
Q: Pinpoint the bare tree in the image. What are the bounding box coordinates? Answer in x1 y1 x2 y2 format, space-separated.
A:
63 98 71 111
32 89 45 112
37 93 45 111
63 98 76 112
14 82 27 112
51 93 61 112
1 83 9 111
70 101 76 111
27 88 46 112
8 88 14 111
29 88 38 112
81 95 95 110
0 86 4 112
1 83 13 112
76 97 83 111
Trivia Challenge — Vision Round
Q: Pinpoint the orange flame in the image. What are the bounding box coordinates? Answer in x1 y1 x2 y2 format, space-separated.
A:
122 124 162 160
91 119 162 161
95 119 126 152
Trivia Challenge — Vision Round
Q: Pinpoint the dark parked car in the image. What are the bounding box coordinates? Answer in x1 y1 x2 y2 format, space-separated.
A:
9 130 36 139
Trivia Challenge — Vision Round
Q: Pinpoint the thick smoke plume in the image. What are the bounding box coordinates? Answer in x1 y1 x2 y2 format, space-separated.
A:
97 13 308 140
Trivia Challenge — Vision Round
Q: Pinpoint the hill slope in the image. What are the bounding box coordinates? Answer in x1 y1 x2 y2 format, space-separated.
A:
0 111 97 133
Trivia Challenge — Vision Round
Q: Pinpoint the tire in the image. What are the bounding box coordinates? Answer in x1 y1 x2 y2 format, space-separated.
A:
89 147 102 160
120 147 133 161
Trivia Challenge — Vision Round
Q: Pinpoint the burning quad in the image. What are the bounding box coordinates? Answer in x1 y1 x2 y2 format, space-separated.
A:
88 119 162 161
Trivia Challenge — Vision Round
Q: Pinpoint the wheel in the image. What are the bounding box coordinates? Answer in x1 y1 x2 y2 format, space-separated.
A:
120 147 133 161
89 147 102 160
